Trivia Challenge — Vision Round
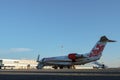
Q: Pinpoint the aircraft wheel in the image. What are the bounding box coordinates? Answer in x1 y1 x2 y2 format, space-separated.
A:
53 66 58 69
59 66 63 69
67 66 71 69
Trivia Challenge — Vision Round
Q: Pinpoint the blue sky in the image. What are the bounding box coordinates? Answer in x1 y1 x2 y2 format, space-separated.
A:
0 0 120 67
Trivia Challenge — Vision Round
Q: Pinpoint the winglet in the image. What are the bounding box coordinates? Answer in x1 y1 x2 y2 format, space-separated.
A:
37 54 40 62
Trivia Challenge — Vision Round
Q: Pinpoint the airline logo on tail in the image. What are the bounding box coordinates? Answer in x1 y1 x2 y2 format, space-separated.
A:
89 43 105 57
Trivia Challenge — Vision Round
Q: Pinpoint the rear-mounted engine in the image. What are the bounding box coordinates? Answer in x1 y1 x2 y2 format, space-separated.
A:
68 53 77 62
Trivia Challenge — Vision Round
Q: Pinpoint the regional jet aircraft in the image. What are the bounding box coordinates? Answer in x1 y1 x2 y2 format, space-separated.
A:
37 36 116 69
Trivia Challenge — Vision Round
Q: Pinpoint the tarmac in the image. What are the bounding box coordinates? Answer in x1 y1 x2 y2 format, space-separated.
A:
0 68 120 80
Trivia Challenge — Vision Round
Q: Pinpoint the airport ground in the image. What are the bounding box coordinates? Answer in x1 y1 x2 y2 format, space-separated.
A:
0 68 120 80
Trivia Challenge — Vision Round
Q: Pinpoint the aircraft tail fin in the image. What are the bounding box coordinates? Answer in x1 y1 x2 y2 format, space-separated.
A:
89 36 116 57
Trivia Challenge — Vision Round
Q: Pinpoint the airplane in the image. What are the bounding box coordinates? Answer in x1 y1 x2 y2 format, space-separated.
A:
36 36 116 69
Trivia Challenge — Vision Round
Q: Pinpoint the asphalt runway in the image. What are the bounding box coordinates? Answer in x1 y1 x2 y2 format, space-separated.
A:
0 68 120 80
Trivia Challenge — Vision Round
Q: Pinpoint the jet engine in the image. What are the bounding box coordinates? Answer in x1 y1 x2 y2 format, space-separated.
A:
68 53 77 62
68 53 85 62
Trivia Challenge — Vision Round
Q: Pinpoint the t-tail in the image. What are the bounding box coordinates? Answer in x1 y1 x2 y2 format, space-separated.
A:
89 36 116 59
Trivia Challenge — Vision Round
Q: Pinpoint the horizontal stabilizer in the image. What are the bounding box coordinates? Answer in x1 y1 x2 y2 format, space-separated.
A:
99 36 116 42
108 40 116 42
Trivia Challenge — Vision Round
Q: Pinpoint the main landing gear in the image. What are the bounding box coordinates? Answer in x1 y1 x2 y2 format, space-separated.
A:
52 65 76 69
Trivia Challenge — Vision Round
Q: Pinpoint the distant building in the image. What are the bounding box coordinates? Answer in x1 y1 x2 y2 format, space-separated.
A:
0 59 37 69
75 65 93 69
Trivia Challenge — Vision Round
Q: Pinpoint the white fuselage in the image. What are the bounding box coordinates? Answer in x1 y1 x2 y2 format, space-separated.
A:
41 54 101 66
